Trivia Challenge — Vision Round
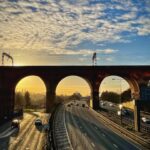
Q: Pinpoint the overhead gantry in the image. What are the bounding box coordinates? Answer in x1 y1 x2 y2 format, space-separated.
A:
2 52 14 66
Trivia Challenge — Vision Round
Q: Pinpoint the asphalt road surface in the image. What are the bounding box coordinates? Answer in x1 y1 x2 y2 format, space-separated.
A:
65 101 142 150
0 112 49 150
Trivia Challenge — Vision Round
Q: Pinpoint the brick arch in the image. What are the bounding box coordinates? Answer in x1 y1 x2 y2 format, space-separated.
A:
124 77 140 100
13 74 47 90
98 74 141 100
55 74 92 93
55 75 92 106
14 75 47 92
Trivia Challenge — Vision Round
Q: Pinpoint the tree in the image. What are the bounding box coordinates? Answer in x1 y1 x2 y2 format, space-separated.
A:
69 92 82 100
101 91 120 104
24 91 31 108
101 89 132 104
15 92 25 109
121 89 131 102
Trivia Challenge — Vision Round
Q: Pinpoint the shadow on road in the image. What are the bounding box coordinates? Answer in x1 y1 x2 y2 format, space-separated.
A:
35 124 49 133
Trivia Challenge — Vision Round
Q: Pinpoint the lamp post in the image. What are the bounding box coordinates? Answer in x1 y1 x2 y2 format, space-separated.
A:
119 104 123 125
112 78 123 125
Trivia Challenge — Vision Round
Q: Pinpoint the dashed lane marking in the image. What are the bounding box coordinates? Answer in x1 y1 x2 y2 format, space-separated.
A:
91 142 95 147
113 144 118 149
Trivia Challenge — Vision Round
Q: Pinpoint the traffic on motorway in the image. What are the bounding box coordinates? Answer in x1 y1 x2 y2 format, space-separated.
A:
63 100 144 150
100 100 150 125
1 101 149 150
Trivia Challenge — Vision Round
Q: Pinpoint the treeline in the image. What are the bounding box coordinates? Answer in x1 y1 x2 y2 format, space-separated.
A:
15 91 46 109
101 89 131 104
56 92 83 103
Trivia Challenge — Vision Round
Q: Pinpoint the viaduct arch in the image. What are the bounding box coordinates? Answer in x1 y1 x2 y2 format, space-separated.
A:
0 66 150 131
55 75 92 96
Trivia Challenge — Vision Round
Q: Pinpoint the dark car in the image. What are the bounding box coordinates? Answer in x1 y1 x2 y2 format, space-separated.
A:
35 118 42 126
122 109 130 116
82 104 85 107
11 119 20 129
67 104 71 107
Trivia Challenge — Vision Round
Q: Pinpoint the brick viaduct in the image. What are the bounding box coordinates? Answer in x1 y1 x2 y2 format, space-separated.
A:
0 66 150 131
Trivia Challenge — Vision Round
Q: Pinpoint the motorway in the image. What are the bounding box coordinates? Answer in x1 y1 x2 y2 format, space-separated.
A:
0 112 48 150
65 101 142 150
100 102 150 129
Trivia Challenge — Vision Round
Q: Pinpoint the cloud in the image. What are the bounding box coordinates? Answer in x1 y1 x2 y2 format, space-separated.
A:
0 0 149 63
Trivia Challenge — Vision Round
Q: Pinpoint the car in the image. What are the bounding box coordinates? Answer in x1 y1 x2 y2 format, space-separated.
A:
122 109 130 116
141 117 150 124
11 119 20 129
82 104 85 107
35 118 42 126
13 109 23 117
109 103 113 107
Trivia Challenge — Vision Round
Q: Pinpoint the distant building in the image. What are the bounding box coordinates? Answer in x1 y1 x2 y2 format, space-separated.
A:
140 86 150 101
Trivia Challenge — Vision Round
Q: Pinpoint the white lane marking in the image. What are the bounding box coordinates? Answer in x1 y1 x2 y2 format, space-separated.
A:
113 144 118 149
91 142 95 147
0 128 16 139
0 127 11 136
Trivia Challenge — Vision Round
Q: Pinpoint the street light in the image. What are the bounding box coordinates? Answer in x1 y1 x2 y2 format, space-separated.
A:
132 99 135 106
112 78 123 125
119 104 123 125
112 78 122 96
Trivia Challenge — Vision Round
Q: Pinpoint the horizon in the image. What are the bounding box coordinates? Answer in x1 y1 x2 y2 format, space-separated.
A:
15 75 129 97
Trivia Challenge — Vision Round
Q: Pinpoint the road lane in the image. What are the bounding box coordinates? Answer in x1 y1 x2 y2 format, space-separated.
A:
82 107 140 150
65 106 93 150
65 101 142 150
0 112 49 150
72 106 116 150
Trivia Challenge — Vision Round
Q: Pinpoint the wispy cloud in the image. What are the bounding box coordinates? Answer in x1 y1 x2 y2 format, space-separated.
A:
0 0 149 65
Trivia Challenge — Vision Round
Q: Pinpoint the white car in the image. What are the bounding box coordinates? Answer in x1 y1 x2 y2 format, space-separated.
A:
109 103 113 107
11 119 20 128
141 117 150 124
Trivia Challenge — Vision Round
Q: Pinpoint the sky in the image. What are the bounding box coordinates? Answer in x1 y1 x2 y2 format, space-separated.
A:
15 75 129 96
0 0 150 66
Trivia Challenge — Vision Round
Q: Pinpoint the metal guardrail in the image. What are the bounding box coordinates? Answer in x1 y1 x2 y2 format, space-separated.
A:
94 110 150 150
103 109 150 134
